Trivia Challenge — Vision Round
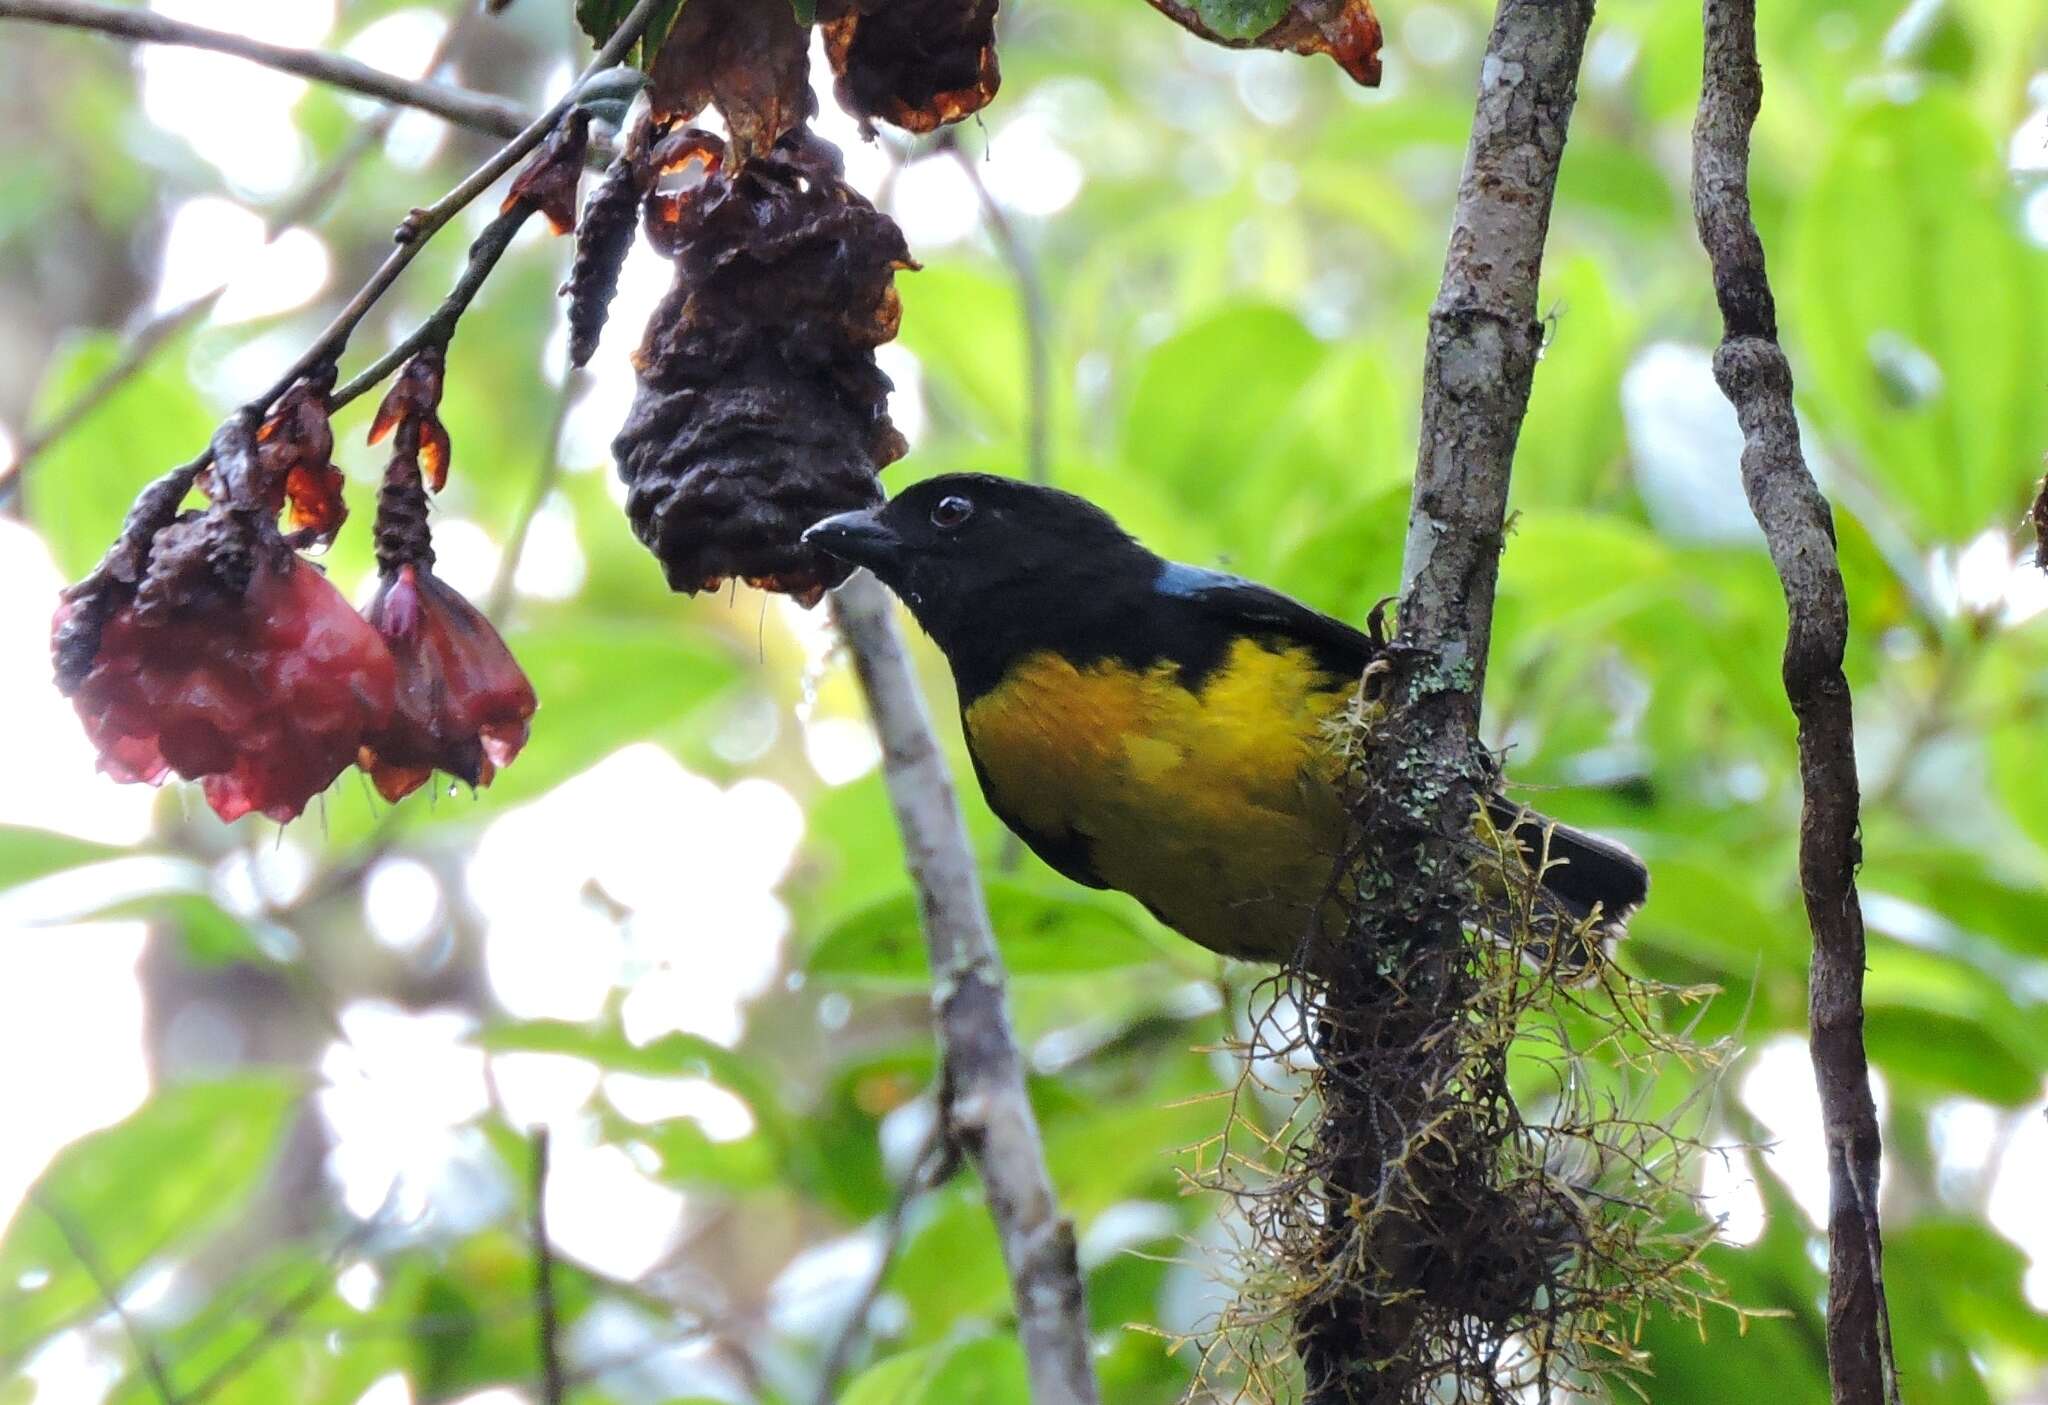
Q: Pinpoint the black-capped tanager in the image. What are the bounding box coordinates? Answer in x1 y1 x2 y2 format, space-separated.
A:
805 474 1647 968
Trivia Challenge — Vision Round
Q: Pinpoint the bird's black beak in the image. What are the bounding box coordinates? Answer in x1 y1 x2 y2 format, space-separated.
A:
803 507 904 574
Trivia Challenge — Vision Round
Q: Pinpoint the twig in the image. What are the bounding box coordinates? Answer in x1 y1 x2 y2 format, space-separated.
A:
1294 1 1596 1395
178 1213 389 1405
0 11 474 513
49 0 663 691
1690 5 1899 1404
33 1190 181 1405
261 0 656 417
486 369 581 618
830 571 1099 1405
942 136 1051 486
811 1126 953 1405
328 200 533 411
0 0 528 138
531 1129 566 1405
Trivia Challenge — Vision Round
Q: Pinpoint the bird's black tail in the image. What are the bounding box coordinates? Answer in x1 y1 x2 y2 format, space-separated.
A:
1485 797 1648 979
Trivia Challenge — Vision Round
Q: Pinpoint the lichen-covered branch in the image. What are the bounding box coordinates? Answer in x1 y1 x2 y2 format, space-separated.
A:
0 0 529 139
1690 4 1899 1403
1292 2 1595 1397
831 571 1098 1405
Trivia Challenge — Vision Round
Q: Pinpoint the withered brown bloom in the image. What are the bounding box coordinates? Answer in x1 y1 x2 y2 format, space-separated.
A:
359 563 537 802
368 347 451 492
1147 0 1384 86
819 0 1001 135
504 108 593 236
55 421 397 824
613 127 914 607
647 0 813 163
255 369 348 543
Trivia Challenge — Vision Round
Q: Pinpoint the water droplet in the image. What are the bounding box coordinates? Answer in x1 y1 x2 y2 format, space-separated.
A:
17 1268 50 1291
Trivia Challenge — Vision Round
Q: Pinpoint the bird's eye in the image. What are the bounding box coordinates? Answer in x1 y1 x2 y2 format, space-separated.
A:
930 495 974 530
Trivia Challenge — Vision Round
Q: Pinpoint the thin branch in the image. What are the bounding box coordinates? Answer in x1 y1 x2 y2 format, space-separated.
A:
0 0 528 139
830 571 1099 1405
1295 1 1595 1395
531 1129 567 1405
1690 5 1899 1404
261 0 654 417
486 369 582 618
328 198 534 412
34 1191 181 1405
178 1213 389 1405
812 1126 953 1405
943 136 1051 486
0 11 474 514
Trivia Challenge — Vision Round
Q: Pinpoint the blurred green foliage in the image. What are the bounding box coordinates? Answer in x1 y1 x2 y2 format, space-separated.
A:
2 0 2046 1401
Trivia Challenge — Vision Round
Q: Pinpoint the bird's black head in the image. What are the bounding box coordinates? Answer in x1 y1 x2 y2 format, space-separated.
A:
804 473 1151 668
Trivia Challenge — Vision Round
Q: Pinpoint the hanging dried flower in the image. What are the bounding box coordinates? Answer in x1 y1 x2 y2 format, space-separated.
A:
358 563 537 802
818 0 1001 135
613 128 913 606
504 109 593 236
368 347 452 492
1146 0 1383 86
645 0 813 163
566 145 649 368
255 369 348 544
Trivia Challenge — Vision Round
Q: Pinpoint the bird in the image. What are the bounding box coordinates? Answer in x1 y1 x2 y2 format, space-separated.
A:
803 473 1647 972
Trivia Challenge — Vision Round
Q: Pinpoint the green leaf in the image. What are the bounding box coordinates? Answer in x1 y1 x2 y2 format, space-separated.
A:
842 1347 943 1405
82 891 279 966
0 1076 297 1358
808 880 1168 984
574 0 689 71
790 0 817 23
1120 304 1329 518
897 264 1028 441
918 1335 1031 1404
483 622 743 806
26 330 217 581
1177 0 1290 41
1786 91 2048 542
0 825 123 891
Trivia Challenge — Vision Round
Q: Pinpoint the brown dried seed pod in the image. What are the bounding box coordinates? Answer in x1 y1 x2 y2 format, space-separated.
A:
613 129 914 605
566 152 647 368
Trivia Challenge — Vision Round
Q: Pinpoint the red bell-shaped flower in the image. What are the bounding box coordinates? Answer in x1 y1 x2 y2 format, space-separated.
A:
358 564 537 802
61 550 398 823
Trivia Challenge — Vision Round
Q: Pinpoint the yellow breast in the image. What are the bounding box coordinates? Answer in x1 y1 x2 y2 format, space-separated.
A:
961 639 1355 960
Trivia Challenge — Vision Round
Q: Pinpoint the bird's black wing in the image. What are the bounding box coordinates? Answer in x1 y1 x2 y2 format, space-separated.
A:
1154 561 1382 679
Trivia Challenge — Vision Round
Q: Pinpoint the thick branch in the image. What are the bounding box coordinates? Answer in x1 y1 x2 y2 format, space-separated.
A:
1397 0 1595 711
1296 3 1594 1397
831 572 1098 1405
1690 5 1898 1404
0 0 528 139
